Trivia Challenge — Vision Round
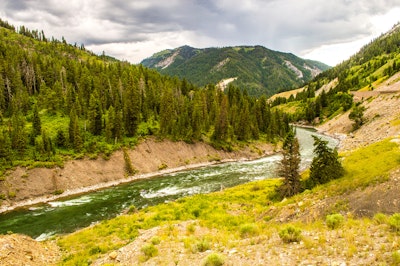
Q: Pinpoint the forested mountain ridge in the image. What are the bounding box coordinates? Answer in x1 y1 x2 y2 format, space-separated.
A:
0 19 291 177
270 23 400 126
141 45 330 96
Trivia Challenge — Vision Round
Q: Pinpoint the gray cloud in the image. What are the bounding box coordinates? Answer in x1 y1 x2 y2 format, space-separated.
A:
0 0 399 64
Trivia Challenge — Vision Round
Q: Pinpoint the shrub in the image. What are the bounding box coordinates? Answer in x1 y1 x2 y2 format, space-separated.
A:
279 225 302 243
123 148 137 175
373 213 388 225
203 253 225 266
127 205 137 214
158 163 168 170
53 189 64 195
389 213 400 234
150 236 161 245
141 243 158 259
239 223 259 238
184 237 211 253
187 223 196 234
195 238 210 252
392 250 400 265
8 191 16 198
326 213 344 229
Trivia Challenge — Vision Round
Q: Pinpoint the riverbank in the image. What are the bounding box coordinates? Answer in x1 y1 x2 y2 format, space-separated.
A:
0 138 275 214
0 159 245 214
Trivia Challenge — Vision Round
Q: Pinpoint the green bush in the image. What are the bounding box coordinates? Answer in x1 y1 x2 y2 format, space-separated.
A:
195 238 210 252
239 223 260 238
392 250 400 265
373 213 388 225
326 213 344 229
389 213 400 234
123 148 137 175
141 243 158 259
278 225 302 243
158 163 168 170
150 236 161 245
203 252 225 266
53 189 64 195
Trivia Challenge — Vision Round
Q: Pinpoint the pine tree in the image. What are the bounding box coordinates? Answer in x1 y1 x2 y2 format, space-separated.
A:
32 105 41 137
68 107 83 151
0 129 12 164
123 84 140 137
55 129 67 148
308 136 344 188
159 87 175 136
9 112 26 156
88 91 102 135
212 96 229 142
276 129 302 197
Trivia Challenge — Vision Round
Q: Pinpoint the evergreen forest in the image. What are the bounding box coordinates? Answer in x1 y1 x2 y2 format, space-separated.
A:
0 20 290 174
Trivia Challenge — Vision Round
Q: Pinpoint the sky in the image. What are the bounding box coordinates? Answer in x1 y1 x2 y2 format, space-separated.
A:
0 0 399 66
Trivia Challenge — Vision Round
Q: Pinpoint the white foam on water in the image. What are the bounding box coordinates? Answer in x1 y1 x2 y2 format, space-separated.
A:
48 195 92 207
140 186 186 199
35 231 55 241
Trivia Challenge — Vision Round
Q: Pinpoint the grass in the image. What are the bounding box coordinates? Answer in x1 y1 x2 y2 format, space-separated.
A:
54 137 400 264
389 213 400 234
302 138 400 199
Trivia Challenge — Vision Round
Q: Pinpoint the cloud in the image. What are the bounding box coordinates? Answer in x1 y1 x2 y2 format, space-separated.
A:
0 0 399 64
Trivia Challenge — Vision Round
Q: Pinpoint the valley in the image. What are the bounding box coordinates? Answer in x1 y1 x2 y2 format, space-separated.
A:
0 19 400 266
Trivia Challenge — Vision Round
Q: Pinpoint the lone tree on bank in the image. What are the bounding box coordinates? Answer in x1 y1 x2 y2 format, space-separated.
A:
277 128 302 198
307 136 344 188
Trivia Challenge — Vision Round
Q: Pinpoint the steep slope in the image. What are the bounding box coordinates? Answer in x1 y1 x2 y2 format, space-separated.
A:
141 45 330 96
270 23 400 126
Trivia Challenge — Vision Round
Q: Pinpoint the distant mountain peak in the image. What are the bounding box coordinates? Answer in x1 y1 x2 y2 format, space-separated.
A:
141 45 330 96
155 49 180 69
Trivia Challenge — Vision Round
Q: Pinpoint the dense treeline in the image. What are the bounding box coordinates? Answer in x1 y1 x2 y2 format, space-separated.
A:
0 20 290 172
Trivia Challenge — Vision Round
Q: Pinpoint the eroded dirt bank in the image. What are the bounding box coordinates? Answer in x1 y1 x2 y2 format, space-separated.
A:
0 138 274 213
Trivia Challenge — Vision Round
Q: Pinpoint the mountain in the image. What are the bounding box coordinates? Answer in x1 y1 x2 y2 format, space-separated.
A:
141 45 330 96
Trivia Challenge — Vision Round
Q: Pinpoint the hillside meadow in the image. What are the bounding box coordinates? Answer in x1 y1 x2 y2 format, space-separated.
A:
53 136 400 265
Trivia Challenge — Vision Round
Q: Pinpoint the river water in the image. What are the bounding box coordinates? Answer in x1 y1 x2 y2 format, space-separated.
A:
0 127 338 240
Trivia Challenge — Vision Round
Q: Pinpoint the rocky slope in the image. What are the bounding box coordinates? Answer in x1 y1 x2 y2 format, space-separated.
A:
318 72 400 151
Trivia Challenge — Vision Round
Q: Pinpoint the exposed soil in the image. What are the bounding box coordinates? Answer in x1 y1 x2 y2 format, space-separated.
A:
0 234 60 266
318 72 400 152
0 138 274 213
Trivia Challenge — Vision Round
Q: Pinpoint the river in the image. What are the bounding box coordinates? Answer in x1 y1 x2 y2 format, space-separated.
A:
0 127 338 240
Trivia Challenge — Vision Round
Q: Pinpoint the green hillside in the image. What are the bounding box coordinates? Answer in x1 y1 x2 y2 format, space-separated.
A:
270 23 400 124
0 20 290 177
141 45 330 96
